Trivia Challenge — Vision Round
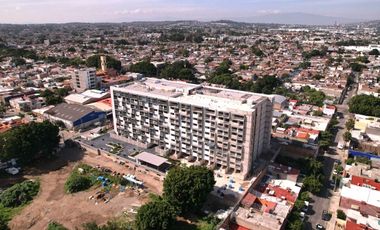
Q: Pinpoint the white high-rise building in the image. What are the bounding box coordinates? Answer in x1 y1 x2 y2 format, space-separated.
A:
111 78 273 179
72 68 97 92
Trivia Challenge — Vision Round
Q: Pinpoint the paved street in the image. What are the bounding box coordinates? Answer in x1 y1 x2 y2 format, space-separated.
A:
305 81 358 230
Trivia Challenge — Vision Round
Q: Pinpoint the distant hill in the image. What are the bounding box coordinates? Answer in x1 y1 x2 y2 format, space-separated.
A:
240 12 364 26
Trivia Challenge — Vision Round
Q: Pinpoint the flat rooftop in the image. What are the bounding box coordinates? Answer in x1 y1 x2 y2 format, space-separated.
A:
112 78 269 112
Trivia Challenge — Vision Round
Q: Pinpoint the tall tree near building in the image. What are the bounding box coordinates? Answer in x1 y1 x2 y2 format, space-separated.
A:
163 165 215 214
0 121 60 164
135 199 176 230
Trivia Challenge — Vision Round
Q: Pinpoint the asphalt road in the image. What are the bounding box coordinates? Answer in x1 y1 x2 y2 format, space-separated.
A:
305 81 358 230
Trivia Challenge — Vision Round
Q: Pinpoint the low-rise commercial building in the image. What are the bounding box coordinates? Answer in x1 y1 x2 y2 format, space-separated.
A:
44 103 106 130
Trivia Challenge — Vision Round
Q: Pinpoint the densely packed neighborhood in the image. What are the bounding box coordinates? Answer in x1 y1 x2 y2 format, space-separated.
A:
0 20 380 230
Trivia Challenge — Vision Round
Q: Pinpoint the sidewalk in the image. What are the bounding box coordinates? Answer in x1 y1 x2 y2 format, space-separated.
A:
326 190 341 230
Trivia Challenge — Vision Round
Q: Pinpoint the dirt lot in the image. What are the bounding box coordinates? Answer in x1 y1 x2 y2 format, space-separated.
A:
8 147 163 230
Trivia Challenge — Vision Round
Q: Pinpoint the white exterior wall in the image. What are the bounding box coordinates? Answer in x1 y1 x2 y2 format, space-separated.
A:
111 81 273 179
73 68 97 92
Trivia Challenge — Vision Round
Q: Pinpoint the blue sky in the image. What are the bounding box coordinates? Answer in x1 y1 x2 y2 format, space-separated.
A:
0 0 379 23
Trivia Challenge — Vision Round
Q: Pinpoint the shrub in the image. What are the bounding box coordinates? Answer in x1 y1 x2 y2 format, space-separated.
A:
346 158 354 165
0 180 40 208
0 214 9 230
337 209 346 220
64 174 92 193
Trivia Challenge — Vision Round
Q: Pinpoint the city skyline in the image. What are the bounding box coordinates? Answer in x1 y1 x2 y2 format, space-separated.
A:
0 0 380 24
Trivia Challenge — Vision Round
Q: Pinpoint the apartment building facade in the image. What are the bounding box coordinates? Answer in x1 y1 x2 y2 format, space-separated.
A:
72 68 97 92
111 78 273 179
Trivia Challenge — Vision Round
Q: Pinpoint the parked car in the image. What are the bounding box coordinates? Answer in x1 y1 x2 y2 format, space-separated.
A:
316 224 324 229
322 210 331 221
302 201 309 212
300 212 306 222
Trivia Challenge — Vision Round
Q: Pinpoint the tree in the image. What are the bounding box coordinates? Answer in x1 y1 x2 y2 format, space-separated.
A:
0 102 6 117
67 47 76 53
12 57 26 66
308 159 323 175
299 191 310 201
343 131 352 142
303 175 323 194
129 61 157 76
160 61 196 82
86 55 122 72
350 62 366 72
349 95 380 117
356 56 370 64
251 46 264 57
163 165 215 214
299 61 311 69
294 199 305 211
204 56 213 64
313 110 323 116
287 218 304 230
0 121 60 164
369 49 380 56
41 89 64 105
135 199 176 230
345 119 355 131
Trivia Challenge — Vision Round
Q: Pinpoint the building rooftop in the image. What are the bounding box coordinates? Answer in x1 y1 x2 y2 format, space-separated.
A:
351 175 380 191
112 78 270 113
134 151 168 167
341 184 380 208
45 103 100 122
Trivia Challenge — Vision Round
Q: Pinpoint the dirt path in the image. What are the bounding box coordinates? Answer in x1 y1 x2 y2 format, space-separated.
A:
9 148 160 230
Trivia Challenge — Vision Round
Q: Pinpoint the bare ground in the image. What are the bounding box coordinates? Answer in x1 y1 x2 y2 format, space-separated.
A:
8 147 162 230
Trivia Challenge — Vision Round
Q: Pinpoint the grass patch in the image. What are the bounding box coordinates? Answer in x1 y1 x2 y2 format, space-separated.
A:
47 221 68 230
170 215 220 230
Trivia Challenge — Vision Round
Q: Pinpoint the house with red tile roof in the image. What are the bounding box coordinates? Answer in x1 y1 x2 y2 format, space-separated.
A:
351 175 380 191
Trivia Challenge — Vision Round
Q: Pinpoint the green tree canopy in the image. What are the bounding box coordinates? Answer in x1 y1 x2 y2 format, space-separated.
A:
86 55 122 72
0 121 60 164
11 57 26 66
349 94 380 117
369 49 380 56
41 88 69 105
303 175 323 194
159 60 196 82
129 61 157 76
345 119 355 131
343 131 352 142
350 62 367 72
163 165 215 214
135 199 176 230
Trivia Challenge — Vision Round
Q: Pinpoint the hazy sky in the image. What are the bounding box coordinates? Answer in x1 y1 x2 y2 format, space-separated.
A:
0 0 379 24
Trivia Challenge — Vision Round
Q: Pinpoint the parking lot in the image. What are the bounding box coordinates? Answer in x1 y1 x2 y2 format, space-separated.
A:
77 133 145 158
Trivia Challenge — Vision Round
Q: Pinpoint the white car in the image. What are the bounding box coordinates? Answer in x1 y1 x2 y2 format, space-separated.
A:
337 141 345 150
